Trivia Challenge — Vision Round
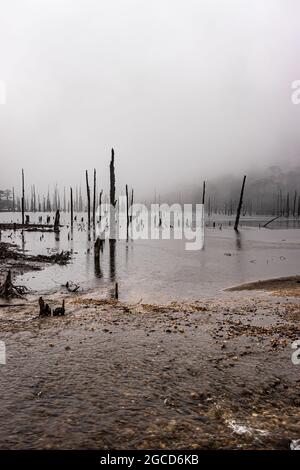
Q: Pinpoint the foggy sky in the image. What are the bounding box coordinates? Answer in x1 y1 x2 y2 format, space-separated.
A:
0 0 300 199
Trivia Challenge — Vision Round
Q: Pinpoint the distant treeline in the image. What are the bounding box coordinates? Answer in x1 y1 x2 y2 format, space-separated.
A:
1 165 299 217
195 166 300 217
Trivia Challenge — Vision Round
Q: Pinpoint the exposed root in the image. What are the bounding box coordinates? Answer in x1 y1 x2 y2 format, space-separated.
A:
0 270 29 299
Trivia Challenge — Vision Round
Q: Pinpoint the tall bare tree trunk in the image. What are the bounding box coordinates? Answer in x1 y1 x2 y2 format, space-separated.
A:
93 168 96 228
130 188 134 223
86 170 91 228
126 184 129 239
21 169 25 224
234 175 246 231
70 187 73 228
202 181 206 205
109 148 116 240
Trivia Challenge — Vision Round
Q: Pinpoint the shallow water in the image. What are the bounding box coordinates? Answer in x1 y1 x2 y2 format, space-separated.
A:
0 211 299 302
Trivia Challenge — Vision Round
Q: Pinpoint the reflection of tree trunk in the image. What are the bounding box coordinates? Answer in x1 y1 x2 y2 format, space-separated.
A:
54 209 60 232
94 238 103 278
109 239 116 281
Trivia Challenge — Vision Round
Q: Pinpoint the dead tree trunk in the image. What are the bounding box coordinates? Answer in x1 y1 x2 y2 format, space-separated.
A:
86 170 91 228
234 175 246 231
99 189 103 222
93 168 96 228
109 148 116 240
110 149 116 207
286 193 290 217
54 209 60 231
130 188 134 223
126 184 129 239
0 270 28 298
202 181 206 205
12 187 15 212
21 169 25 225
293 190 297 217
70 187 73 228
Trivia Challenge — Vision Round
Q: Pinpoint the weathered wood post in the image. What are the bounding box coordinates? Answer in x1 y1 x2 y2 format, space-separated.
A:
86 170 91 228
70 187 74 228
234 175 246 231
21 169 25 225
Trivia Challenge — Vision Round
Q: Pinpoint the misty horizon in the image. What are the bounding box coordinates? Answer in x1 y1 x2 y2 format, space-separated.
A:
1 0 300 198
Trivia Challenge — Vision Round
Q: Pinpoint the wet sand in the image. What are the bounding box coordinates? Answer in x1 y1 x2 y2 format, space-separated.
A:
227 275 300 297
0 287 299 450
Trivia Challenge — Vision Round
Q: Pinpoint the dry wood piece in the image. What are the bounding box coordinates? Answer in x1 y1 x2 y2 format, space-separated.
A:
66 281 80 292
31 250 71 265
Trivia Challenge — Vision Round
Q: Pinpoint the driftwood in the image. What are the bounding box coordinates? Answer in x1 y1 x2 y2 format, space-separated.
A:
0 223 54 231
0 270 29 299
263 215 281 228
31 250 71 265
66 281 80 292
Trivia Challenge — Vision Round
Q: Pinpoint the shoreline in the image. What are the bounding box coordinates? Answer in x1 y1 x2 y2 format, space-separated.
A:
0 240 300 449
0 285 299 449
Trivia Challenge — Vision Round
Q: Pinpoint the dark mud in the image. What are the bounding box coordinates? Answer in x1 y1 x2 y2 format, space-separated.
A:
0 292 299 449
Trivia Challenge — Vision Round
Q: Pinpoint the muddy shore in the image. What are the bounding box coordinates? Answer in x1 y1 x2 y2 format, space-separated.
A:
0 277 300 449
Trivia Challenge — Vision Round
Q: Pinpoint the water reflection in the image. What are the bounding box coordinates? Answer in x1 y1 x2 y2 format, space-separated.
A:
109 239 116 282
234 230 243 250
1 211 300 303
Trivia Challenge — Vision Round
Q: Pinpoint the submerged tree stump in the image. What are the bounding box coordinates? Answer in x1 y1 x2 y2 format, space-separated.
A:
0 270 28 299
